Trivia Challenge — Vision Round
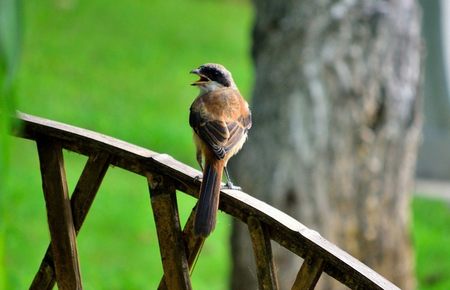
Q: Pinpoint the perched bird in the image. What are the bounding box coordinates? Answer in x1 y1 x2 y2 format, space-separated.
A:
189 63 252 237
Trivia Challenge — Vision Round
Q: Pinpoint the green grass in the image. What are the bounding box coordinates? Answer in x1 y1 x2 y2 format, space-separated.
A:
413 197 450 290
16 0 253 161
4 0 251 289
2 0 450 289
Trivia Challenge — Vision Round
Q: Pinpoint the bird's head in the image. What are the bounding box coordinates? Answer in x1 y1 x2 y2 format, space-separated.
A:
190 63 236 93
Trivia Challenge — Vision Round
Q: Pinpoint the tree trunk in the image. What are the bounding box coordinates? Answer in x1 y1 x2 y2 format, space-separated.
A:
416 0 450 180
230 1 422 289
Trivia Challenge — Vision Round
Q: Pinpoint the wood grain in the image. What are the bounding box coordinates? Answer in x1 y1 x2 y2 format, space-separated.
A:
148 174 192 290
158 207 205 289
248 216 279 290
31 152 110 290
36 138 82 290
291 253 324 290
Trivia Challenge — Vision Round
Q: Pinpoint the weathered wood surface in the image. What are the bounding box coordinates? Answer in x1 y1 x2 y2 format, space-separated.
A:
31 152 110 290
248 216 279 290
36 138 83 290
148 174 192 290
16 113 399 290
158 207 205 289
292 253 324 290
71 152 111 230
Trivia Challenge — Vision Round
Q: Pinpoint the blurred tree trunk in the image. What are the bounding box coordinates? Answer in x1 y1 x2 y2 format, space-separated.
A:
230 0 422 289
416 0 450 180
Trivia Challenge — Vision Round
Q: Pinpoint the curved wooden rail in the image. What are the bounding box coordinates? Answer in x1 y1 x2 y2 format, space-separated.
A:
13 112 400 290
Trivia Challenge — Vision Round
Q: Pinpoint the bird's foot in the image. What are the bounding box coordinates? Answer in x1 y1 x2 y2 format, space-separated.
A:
222 181 241 191
194 174 203 182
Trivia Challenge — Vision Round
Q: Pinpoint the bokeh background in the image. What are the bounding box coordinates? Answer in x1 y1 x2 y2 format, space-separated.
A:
1 0 449 289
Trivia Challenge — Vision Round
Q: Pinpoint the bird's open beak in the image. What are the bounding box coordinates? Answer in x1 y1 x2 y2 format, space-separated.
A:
190 69 209 86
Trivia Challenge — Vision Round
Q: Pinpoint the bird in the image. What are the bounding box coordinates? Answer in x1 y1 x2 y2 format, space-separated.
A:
189 63 252 237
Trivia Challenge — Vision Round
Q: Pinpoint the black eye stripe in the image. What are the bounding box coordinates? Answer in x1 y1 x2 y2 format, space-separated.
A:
201 67 221 78
198 66 231 87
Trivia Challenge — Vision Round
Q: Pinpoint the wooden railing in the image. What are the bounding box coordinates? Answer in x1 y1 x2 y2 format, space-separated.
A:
12 112 400 290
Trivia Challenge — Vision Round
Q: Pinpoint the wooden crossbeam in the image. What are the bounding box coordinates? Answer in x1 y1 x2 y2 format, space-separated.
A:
291 253 324 290
30 151 110 290
36 139 83 290
70 152 111 230
147 174 192 290
248 216 279 290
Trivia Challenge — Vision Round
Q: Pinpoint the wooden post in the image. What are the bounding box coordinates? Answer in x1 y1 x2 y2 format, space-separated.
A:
36 138 83 290
158 207 205 289
31 152 110 290
248 216 279 290
291 253 324 290
147 173 192 290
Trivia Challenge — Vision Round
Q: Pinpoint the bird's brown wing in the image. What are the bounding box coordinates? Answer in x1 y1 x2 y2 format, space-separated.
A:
225 111 252 150
189 109 249 160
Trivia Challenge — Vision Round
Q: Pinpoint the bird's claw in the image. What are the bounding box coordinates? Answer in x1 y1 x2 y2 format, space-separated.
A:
222 181 241 191
194 175 203 182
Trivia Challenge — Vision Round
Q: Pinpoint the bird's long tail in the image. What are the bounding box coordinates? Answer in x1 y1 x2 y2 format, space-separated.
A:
194 159 223 237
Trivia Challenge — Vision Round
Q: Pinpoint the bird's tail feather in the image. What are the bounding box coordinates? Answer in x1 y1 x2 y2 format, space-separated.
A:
194 160 223 237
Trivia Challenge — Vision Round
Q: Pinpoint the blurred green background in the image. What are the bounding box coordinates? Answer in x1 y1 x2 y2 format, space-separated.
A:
1 0 449 289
